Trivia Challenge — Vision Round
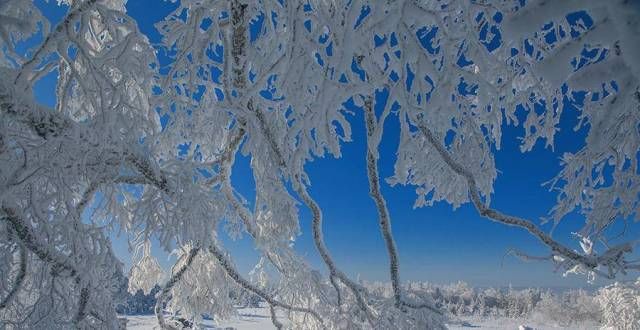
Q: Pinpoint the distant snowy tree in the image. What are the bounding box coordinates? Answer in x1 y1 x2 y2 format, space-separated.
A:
597 278 640 330
128 240 165 295
533 289 601 327
1 0 640 328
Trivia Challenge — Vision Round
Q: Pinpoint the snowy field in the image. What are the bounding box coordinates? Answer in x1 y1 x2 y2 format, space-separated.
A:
123 308 599 329
447 316 599 330
124 307 275 330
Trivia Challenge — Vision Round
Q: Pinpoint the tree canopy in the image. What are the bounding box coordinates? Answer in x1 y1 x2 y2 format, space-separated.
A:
1 0 639 328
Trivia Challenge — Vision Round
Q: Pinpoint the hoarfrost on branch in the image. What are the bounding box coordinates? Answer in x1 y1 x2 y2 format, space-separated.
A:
0 0 639 328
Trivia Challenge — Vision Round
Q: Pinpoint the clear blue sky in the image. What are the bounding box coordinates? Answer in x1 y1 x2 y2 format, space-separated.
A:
28 0 638 289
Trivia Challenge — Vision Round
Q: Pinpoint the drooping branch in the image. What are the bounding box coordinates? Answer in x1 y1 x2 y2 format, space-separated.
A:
73 286 90 326
414 119 635 275
0 244 27 309
2 89 156 190
247 101 374 320
269 304 284 330
294 184 375 322
1 207 77 276
105 128 324 327
0 206 90 324
223 2 356 316
155 247 201 330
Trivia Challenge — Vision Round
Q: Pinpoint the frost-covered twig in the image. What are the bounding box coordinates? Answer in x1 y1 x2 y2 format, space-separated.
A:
1 207 77 276
15 0 99 86
217 127 288 275
364 97 401 306
248 101 373 320
294 185 375 322
218 126 256 235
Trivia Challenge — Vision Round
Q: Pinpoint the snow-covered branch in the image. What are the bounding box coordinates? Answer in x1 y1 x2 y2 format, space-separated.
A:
416 120 635 277
1 0 639 328
364 96 441 315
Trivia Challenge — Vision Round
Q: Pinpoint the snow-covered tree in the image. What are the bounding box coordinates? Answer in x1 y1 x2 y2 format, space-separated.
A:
1 0 639 328
597 278 640 330
533 289 601 327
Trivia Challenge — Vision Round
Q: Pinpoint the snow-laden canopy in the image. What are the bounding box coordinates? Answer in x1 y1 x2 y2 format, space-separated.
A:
1 0 639 328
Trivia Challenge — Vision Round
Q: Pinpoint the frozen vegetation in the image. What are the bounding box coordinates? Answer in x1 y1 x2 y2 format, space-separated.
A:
118 280 640 329
1 0 640 328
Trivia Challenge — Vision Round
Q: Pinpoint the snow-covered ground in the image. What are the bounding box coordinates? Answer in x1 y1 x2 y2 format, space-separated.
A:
447 316 599 330
123 307 277 330
123 308 600 329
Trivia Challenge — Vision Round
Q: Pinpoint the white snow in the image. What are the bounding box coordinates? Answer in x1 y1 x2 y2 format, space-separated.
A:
447 316 599 330
123 307 277 330
123 308 602 329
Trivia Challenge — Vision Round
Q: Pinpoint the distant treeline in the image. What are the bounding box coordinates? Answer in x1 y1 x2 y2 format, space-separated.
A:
362 280 640 328
115 276 640 329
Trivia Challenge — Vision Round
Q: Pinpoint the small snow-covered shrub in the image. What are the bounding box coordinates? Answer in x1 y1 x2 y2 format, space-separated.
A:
597 279 640 330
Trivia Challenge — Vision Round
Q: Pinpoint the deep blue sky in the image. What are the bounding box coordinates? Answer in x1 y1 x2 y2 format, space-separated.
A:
27 0 639 289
